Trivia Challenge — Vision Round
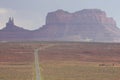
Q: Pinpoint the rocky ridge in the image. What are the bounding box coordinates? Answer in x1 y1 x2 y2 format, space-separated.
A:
0 9 120 42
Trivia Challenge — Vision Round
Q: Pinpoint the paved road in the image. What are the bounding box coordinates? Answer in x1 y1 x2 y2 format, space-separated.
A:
34 44 56 80
34 49 41 80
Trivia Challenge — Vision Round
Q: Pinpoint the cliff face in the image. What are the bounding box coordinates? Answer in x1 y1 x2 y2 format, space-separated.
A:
0 9 120 42
46 9 116 25
42 9 120 42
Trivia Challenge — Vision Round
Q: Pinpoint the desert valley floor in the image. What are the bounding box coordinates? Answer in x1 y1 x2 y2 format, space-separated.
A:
0 42 120 80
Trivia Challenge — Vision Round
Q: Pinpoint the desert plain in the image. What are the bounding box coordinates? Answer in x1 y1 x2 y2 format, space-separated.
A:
0 42 120 80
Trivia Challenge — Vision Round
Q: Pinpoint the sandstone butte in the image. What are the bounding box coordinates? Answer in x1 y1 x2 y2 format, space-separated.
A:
0 9 120 42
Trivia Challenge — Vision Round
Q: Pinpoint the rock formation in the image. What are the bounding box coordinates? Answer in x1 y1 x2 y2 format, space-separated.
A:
0 9 120 42
41 9 120 42
0 17 33 41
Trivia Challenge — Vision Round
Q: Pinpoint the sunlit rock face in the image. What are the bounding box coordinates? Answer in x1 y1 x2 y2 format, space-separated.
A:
43 9 120 42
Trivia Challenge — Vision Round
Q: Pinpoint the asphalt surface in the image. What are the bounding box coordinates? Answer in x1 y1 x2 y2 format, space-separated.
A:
34 44 56 80
34 49 41 80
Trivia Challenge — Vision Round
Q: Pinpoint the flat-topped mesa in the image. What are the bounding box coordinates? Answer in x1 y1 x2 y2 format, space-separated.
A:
46 9 72 25
75 9 106 15
46 9 116 26
74 9 116 25
43 9 120 42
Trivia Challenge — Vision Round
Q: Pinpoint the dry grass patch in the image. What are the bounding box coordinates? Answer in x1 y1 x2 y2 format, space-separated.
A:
41 61 120 80
0 64 34 80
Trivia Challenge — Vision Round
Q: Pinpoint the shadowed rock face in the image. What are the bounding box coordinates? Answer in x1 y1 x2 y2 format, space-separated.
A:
0 17 33 41
0 9 120 42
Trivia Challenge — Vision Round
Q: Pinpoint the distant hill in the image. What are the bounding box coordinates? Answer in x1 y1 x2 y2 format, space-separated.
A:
0 9 120 42
0 17 34 41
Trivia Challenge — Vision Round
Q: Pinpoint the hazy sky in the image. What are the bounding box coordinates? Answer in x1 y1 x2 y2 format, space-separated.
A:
0 0 120 30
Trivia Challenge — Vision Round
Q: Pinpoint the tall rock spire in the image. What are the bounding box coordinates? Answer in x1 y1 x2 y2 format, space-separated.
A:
6 17 15 26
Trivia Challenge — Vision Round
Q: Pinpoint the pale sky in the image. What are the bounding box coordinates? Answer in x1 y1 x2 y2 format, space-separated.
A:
0 0 120 30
